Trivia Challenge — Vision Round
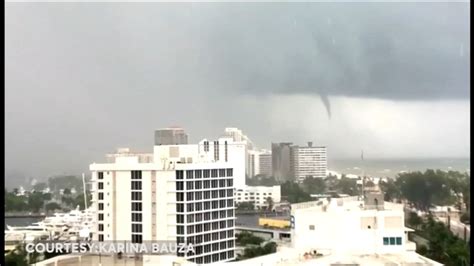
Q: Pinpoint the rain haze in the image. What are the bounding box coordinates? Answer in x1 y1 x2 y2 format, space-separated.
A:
5 2 470 186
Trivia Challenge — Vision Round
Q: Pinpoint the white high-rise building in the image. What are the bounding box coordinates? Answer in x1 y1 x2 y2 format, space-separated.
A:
222 127 254 179
90 142 237 264
248 149 272 178
291 142 327 182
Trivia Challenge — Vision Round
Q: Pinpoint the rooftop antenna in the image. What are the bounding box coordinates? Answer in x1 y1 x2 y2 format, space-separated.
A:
82 173 88 210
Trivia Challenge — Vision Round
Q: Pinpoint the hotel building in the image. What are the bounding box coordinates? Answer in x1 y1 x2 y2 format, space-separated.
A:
90 138 239 264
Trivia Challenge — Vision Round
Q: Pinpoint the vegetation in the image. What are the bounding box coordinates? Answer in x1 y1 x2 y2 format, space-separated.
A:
236 231 265 246
380 170 470 212
302 177 326 194
236 202 255 211
5 175 92 213
237 242 277 260
281 181 311 203
407 212 470 266
236 232 277 261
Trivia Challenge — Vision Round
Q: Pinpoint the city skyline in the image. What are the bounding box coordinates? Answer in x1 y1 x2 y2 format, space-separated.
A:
6 3 470 179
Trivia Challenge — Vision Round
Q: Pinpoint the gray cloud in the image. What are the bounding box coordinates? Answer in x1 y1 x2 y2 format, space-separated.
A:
5 3 470 183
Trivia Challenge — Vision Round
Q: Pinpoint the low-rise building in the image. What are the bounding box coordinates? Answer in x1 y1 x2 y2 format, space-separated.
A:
235 186 281 210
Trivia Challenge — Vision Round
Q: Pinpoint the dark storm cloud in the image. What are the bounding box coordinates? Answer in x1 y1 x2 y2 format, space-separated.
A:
5 2 470 181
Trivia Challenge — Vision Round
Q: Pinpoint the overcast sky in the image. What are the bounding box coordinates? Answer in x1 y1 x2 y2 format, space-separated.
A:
6 2 470 180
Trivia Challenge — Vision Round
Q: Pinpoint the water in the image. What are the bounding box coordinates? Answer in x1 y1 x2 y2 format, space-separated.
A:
5 217 42 227
328 158 470 178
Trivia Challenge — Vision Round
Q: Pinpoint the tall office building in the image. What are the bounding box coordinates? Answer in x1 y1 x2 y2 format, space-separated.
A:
258 151 272 177
247 149 272 178
271 143 293 182
291 142 327 182
155 127 189 145
90 139 236 264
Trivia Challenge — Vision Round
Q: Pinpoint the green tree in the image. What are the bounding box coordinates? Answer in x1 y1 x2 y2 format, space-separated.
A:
63 188 71 195
237 202 255 211
407 211 423 230
281 181 311 203
266 197 274 211
5 245 28 266
32 182 48 192
334 178 358 196
45 202 62 212
302 177 326 194
27 192 45 212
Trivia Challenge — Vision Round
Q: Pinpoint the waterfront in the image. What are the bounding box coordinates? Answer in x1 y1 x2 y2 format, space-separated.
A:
5 217 43 227
328 158 470 178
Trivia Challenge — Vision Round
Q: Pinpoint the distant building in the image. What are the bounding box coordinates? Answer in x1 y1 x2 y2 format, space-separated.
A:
234 185 281 210
154 127 188 145
247 149 272 178
291 142 327 183
272 143 293 182
222 127 254 179
258 150 272 177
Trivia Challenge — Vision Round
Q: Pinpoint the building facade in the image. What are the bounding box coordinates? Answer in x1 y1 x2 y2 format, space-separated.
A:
258 151 272 177
271 143 293 183
90 144 236 264
154 127 189 145
290 192 414 255
234 185 281 210
291 142 327 182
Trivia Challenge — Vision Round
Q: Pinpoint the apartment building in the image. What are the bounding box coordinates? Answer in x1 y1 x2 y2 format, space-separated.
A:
90 143 237 264
291 142 327 183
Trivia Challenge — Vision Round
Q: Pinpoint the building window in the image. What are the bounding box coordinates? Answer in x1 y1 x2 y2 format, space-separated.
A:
131 234 142 243
132 213 142 222
132 192 142 201
214 141 219 161
186 170 194 179
98 172 103 180
224 141 228 162
98 234 104 242
195 170 202 179
219 169 226 177
98 203 104 210
98 214 104 221
132 224 143 233
131 170 142 179
226 169 233 177
187 181 194 190
396 237 402 245
98 193 104 200
309 225 315 230
98 224 104 231
132 202 142 211
131 181 142 190
176 170 184 180
383 237 402 245
203 170 210 178
176 182 184 191
98 182 104 190
211 169 218 178
195 181 202 189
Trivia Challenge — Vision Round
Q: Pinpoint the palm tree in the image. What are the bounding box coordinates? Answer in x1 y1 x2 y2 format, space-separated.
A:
266 197 274 212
